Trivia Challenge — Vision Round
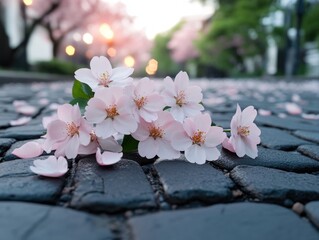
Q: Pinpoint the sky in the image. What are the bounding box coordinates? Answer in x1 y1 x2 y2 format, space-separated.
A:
109 0 214 39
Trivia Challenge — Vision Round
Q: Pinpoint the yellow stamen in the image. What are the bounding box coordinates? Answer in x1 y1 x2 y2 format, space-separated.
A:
134 96 147 110
67 122 79 137
175 91 186 107
106 105 119 119
191 130 205 145
99 72 112 87
238 126 250 137
149 125 163 139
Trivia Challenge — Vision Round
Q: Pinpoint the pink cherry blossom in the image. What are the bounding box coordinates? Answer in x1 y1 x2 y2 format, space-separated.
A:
96 148 122 166
30 156 68 177
12 141 44 159
222 137 235 153
74 56 134 91
162 71 204 122
43 104 91 159
85 87 137 138
171 113 226 164
42 113 58 129
126 77 164 122
230 105 261 159
132 111 180 159
78 132 122 155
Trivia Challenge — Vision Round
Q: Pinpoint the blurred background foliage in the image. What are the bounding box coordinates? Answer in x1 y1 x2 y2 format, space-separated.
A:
1 0 319 78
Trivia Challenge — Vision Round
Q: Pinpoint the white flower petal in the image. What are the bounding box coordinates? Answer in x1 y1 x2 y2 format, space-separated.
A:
185 144 206 164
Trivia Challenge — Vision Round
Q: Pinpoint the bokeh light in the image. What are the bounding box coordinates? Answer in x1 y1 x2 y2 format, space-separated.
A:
124 56 135 67
145 59 158 75
23 0 33 6
82 33 93 45
107 48 117 57
99 23 114 40
65 45 75 56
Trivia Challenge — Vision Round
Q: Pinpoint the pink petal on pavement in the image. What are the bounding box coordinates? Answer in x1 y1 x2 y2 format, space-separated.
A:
12 141 44 159
96 148 122 166
285 102 302 115
10 116 31 126
30 156 68 177
16 105 38 116
222 137 236 153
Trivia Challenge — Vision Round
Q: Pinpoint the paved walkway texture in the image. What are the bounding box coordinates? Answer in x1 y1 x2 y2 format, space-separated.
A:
0 79 319 240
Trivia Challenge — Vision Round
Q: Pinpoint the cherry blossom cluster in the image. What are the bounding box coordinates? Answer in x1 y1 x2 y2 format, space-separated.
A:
12 56 261 178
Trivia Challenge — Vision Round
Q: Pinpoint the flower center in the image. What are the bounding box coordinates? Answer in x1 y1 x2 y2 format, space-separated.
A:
191 130 205 145
175 91 186 107
238 126 250 137
106 105 119 119
90 131 97 142
99 72 112 87
67 122 79 137
149 125 163 139
134 96 147 110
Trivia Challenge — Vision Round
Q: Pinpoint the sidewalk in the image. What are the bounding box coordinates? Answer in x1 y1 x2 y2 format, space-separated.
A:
0 79 318 240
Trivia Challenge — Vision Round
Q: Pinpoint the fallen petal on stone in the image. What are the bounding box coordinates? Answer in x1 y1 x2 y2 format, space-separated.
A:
12 141 44 159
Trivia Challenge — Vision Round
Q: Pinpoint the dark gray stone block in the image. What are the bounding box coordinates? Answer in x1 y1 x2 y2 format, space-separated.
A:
298 145 319 161
294 130 319 144
0 138 16 156
305 201 319 229
0 202 113 240
71 157 156 212
154 160 234 203
260 127 312 150
256 115 316 131
230 166 319 203
214 147 319 172
0 158 65 203
129 202 319 240
0 124 45 140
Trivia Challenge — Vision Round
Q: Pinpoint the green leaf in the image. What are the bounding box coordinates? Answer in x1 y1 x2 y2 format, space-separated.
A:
70 98 89 112
72 80 93 100
122 135 139 153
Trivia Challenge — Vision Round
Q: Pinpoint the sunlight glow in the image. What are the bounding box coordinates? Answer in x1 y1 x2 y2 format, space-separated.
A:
100 23 114 40
23 0 33 6
82 33 93 45
65 45 75 56
124 56 135 67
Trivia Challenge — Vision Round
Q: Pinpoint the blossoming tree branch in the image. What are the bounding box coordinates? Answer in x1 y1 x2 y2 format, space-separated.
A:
12 56 261 177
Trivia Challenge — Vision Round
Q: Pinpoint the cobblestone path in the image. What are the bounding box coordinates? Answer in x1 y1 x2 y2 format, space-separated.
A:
0 80 319 240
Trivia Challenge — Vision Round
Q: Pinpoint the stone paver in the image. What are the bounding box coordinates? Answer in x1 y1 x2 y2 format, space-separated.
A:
0 138 16 156
0 158 65 203
129 202 319 240
260 127 312 150
298 145 319 161
294 130 319 144
154 160 234 203
305 201 319 229
71 157 156 212
214 147 319 172
0 125 45 140
230 165 319 203
0 79 319 238
0 202 113 240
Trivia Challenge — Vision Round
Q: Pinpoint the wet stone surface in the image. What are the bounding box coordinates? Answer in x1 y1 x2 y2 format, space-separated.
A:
214 147 319 172
230 165 319 204
154 160 234 204
0 80 319 239
71 157 156 212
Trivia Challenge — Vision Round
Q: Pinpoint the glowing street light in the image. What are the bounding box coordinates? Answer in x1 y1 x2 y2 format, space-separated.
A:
124 56 135 67
146 58 158 75
65 45 75 56
99 23 114 40
23 0 33 6
82 33 93 45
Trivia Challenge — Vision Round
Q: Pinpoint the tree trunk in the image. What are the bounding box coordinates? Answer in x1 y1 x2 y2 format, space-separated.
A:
0 20 13 68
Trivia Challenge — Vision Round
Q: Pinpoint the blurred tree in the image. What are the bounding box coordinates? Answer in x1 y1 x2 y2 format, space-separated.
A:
303 3 319 44
196 0 273 76
151 22 183 77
